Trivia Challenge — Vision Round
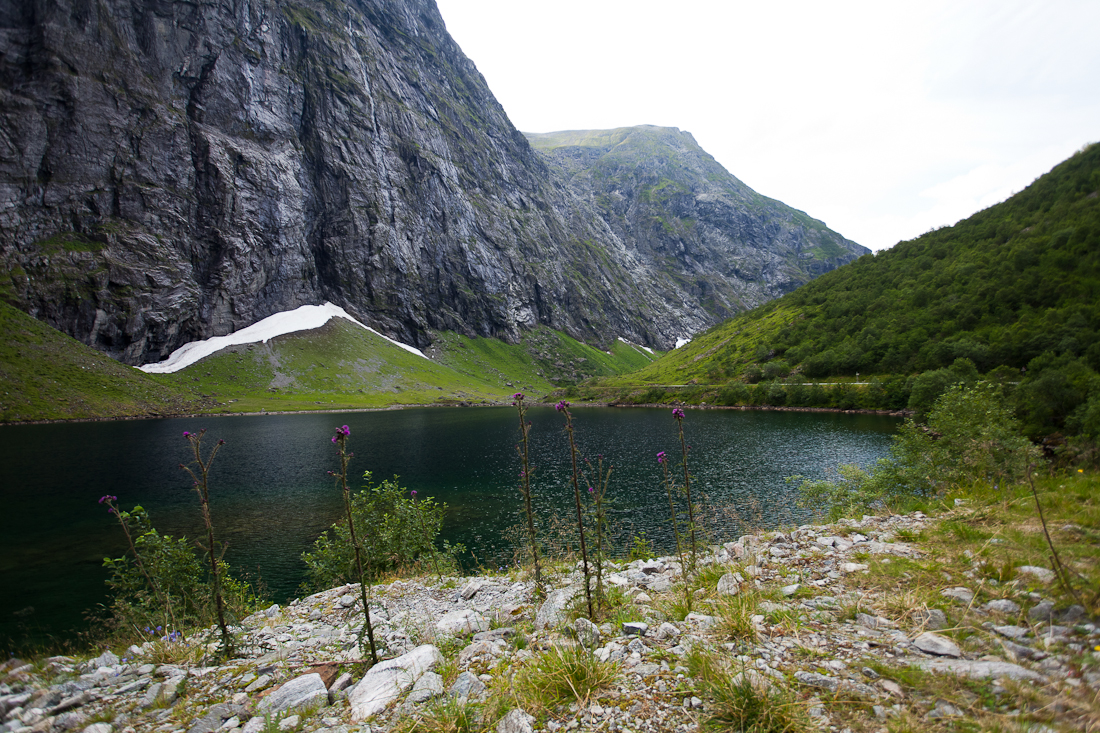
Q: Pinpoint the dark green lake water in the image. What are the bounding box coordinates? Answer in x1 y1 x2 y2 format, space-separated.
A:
0 406 899 651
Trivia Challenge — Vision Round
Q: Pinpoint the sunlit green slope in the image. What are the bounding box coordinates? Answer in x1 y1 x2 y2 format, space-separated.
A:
0 302 205 422
0 305 660 421
600 143 1100 388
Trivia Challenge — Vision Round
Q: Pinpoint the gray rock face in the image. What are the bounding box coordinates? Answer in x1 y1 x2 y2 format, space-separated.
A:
913 658 1047 683
448 671 486 699
256 673 328 715
574 617 601 649
913 632 961 658
0 0 866 365
534 586 579 630
496 708 536 733
348 644 441 721
435 609 489 636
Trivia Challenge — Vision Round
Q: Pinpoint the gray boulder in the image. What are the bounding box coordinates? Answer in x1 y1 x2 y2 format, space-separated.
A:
257 674 328 716
348 644 442 721
407 671 444 705
497 708 536 733
436 609 490 636
534 587 579 630
574 617 601 649
913 632 961 658
449 671 487 699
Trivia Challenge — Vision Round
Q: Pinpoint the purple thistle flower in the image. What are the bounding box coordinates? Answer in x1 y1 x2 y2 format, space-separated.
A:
555 400 569 412
672 407 685 419
657 451 666 464
217 439 225 446
411 490 417 497
182 431 190 437
513 392 524 400
587 486 594 493
331 436 338 444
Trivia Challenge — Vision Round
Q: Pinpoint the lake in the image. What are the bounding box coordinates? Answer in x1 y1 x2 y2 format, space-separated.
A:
0 406 899 651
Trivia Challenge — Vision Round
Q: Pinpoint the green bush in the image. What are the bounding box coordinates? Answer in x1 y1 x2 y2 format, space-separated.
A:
301 473 461 590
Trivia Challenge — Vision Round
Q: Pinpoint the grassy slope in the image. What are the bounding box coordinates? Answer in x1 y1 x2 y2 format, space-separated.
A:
0 308 659 421
592 143 1100 392
0 302 205 422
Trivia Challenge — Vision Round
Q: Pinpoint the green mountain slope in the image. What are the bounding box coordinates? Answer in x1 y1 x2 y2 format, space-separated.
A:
0 307 659 421
0 302 205 422
582 144 1100 439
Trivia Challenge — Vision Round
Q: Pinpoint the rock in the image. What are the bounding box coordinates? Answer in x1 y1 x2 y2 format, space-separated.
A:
1028 601 1055 624
458 640 499 665
305 663 339 689
348 644 442 721
83 725 112 733
534 587 579 630
338 594 356 608
686 613 716 628
839 563 868 573
622 622 648 637
1016 566 1055 583
1055 604 1086 624
436 609 490 636
473 627 515 642
913 659 1047 683
941 587 974 604
992 625 1030 640
716 573 742 596
186 703 246 733
277 715 300 731
257 674 329 716
244 674 272 693
856 613 892 630
795 671 840 692
633 592 652 604
407 671 444 704
496 708 536 733
574 618 601 649
913 632 961 658
655 622 681 641
913 608 949 630
449 671 486 699
780 584 800 597
460 580 484 600
983 599 1020 615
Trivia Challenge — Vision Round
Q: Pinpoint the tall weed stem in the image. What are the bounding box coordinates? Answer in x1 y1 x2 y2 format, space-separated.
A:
513 393 543 596
556 400 593 619
332 426 379 664
673 408 698 568
180 429 232 657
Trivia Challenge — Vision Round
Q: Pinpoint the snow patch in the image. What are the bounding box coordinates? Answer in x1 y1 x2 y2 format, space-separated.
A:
674 337 692 349
137 302 427 374
617 336 654 355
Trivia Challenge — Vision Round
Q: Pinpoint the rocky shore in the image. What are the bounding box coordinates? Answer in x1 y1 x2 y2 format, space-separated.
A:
2 511 1097 733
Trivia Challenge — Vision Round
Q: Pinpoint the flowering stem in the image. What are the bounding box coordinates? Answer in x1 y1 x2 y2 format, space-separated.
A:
673 408 697 568
180 429 232 657
557 401 593 619
513 394 543 596
333 426 379 664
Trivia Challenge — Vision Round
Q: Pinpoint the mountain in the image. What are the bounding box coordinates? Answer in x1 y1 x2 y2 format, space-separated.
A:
0 0 865 368
587 144 1100 435
527 126 866 328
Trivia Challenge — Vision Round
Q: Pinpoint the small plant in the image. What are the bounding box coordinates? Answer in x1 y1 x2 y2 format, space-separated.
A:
515 643 617 712
556 400 593 619
629 531 654 561
672 408 699 564
580 453 614 615
329 424 378 664
179 429 233 658
690 651 811 733
512 393 543 597
713 591 760 643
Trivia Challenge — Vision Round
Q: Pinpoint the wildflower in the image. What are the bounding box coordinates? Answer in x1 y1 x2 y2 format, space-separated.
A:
672 407 685 419
513 392 524 400
183 431 190 437
411 490 417 497
336 425 350 437
657 451 666 464
588 486 594 493
331 436 338 444
555 400 569 412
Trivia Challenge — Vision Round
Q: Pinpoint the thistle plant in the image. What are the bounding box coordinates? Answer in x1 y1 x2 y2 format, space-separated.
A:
556 400 593 619
673 408 699 567
657 451 685 568
330 425 379 664
580 455 613 615
179 429 233 657
513 393 543 596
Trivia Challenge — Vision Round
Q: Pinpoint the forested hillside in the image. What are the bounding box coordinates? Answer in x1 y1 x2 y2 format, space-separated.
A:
585 144 1100 446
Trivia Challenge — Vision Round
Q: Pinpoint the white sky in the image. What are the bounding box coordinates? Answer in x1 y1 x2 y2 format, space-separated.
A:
433 0 1100 251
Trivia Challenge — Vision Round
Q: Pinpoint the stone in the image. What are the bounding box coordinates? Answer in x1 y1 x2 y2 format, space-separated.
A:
244 674 272 693
686 613 716 628
436 609 490 636
984 599 1020 615
1055 604 1086 624
338 594 356 608
941 587 974 604
913 659 1047 683
780 584 800 597
992 625 1030 640
458 640 499 665
913 608 949 630
716 573 742 596
407 671 444 704
913 632 961 657
449 671 486 699
1016 566 1055 583
277 715 299 731
186 703 246 733
1028 601 1055 624
460 580 484 600
574 618 601 649
83 725 112 733
348 644 442 721
655 622 681 641
473 627 515 642
534 587 579 630
496 708 536 733
839 563 868 573
633 592 652 604
622 622 648 637
257 674 329 716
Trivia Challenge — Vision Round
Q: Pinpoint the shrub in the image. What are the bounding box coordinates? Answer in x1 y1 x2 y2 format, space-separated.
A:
301 473 460 590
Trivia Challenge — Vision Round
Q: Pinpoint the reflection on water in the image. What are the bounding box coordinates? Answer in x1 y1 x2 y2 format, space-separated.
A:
0 406 898 648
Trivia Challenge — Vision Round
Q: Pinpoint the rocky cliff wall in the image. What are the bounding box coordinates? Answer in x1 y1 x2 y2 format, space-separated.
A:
0 0 865 365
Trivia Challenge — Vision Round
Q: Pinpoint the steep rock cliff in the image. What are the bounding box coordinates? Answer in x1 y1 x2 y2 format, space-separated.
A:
0 0 865 364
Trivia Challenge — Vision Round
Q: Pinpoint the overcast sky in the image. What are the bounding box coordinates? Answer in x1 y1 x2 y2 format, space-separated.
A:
433 0 1099 251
